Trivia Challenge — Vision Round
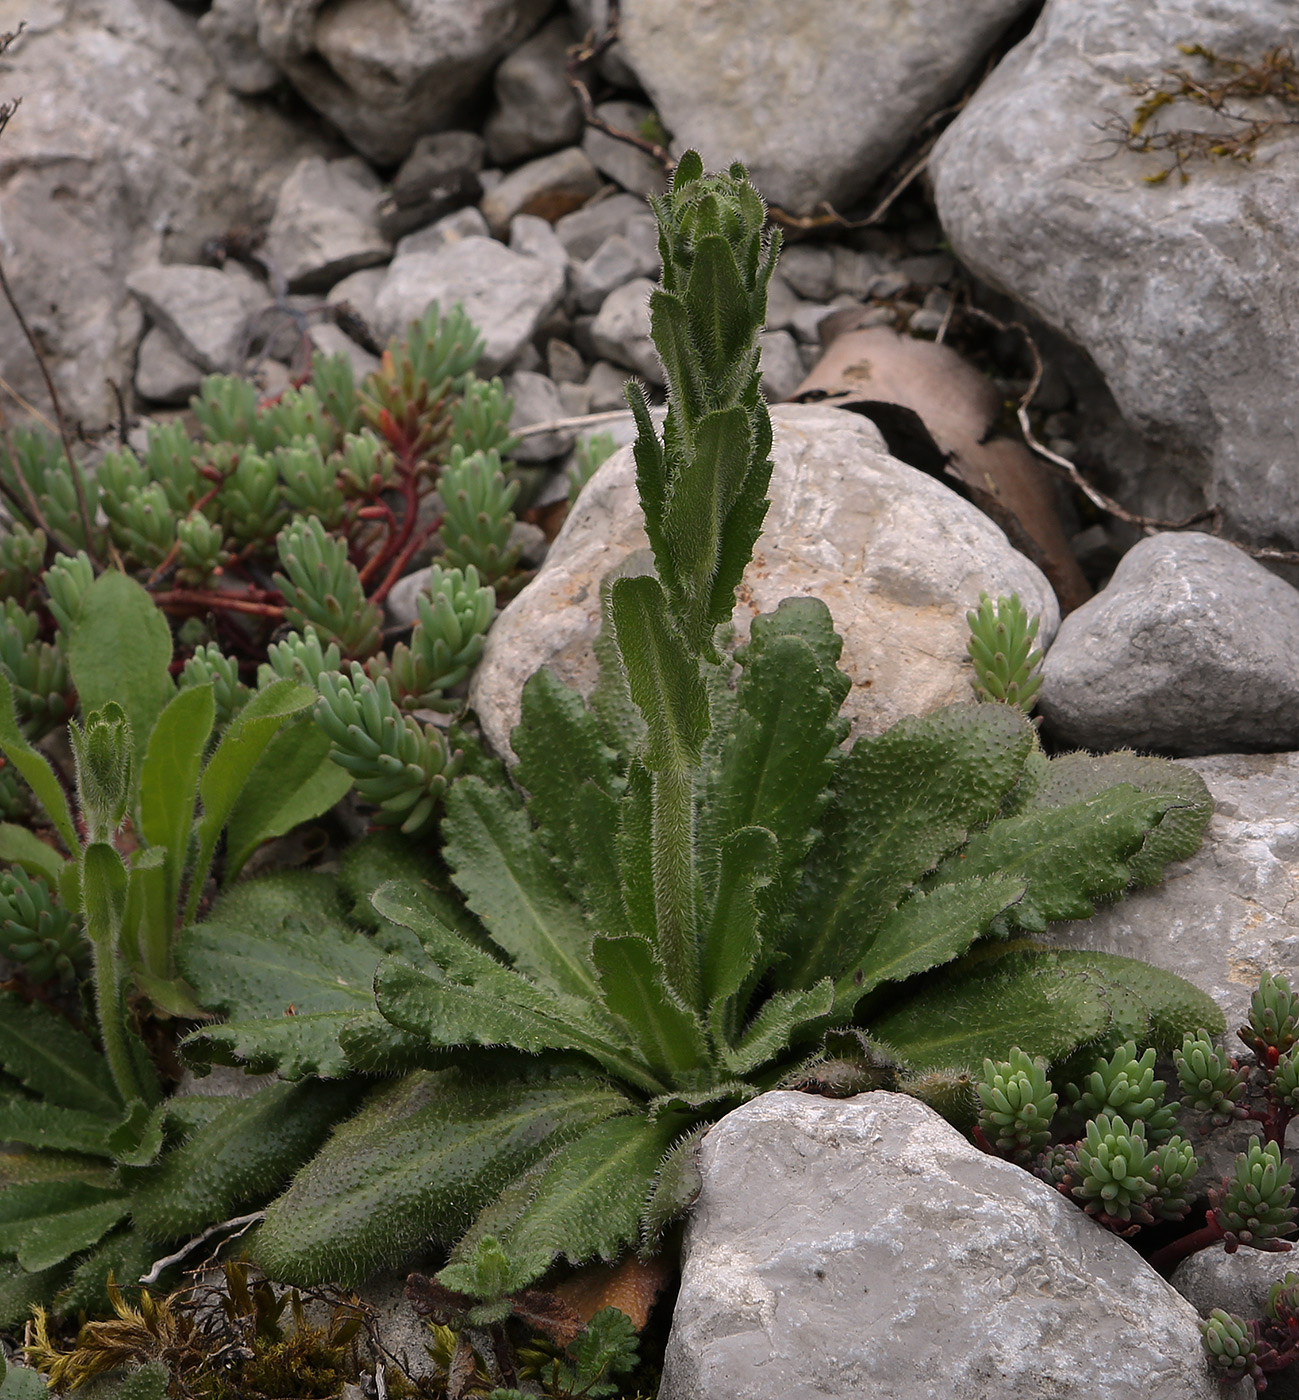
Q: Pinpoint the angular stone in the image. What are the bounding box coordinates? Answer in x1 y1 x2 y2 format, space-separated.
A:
508 214 570 269
125 263 271 374
930 0 1299 547
470 402 1057 758
307 322 380 380
326 267 386 345
1047 750 1299 1040
394 207 491 260
483 15 583 166
253 0 551 166
661 1092 1218 1400
757 329 803 402
378 131 484 243
617 0 1036 215
1038 532 1299 756
199 0 281 93
546 338 585 384
778 243 836 302
581 100 669 198
134 326 204 405
505 370 575 463
263 156 391 293
479 147 604 239
0 0 328 428
572 233 656 313
584 360 631 413
589 278 661 384
553 192 648 259
372 238 565 374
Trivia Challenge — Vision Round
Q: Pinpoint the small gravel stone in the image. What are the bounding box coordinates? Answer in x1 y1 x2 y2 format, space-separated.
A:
373 238 566 374
135 326 204 405
832 246 884 298
557 380 592 416
394 206 492 259
554 192 648 259
508 214 570 269
590 278 662 384
479 147 604 239
307 322 380 380
581 100 669 198
897 252 958 285
263 155 390 292
483 16 583 166
572 234 644 313
546 338 585 384
507 370 575 462
125 262 271 375
585 360 631 413
757 329 804 402
778 244 836 301
326 268 386 343
764 272 806 333
378 131 484 242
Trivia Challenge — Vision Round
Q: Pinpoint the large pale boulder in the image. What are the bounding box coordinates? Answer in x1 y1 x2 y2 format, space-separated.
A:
253 0 552 166
0 0 330 428
930 0 1299 548
660 1092 1219 1400
469 403 1058 759
616 0 1037 215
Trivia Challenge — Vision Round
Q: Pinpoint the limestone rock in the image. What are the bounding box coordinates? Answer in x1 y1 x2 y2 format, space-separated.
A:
572 233 658 313
134 327 204 406
470 403 1057 758
508 214 570 270
617 0 1037 215
378 132 484 243
253 0 551 166
1047 749 1299 1040
199 0 281 93
372 238 565 374
126 263 271 375
581 100 668 198
479 147 604 238
757 330 803 402
930 0 1299 547
263 156 390 292
394 207 491 260
506 370 574 462
483 15 583 165
1037 532 1299 755
589 278 661 384
0 0 328 428
660 1092 1219 1400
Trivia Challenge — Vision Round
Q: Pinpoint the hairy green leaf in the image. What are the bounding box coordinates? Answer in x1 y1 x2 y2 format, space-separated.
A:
0 991 120 1115
256 1067 630 1287
0 1096 114 1157
0 823 66 884
591 935 708 1076
0 678 76 851
0 1181 130 1271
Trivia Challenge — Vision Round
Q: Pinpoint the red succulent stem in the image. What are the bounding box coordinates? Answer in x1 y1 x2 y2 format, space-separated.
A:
151 587 285 620
1147 1216 1227 1273
371 514 442 607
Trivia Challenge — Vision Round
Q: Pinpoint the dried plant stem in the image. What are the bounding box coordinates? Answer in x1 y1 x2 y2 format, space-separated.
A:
139 1211 266 1286
0 252 100 562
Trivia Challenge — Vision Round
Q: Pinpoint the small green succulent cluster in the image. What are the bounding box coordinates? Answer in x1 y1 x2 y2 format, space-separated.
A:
977 998 1299 1243
0 303 524 757
1202 1272 1299 1392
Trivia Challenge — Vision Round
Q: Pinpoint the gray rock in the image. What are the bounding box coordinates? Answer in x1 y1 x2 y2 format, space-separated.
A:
373 238 566 374
479 147 604 239
546 338 585 384
581 100 669 198
483 15 583 166
589 277 661 384
661 1091 1219 1400
394 206 491 260
584 360 631 413
254 0 551 166
553 192 648 259
134 327 204 405
199 0 281 93
263 156 390 293
624 214 662 278
1172 1240 1299 1347
326 267 386 343
764 272 807 334
506 370 575 462
778 244 836 302
470 402 1057 758
757 329 803 402
929 0 1299 548
1046 750 1299 1042
832 246 885 299
1038 532 1299 755
508 214 570 269
126 263 271 375
617 0 1037 216
788 300 842 345
557 381 592 417
0 0 329 429
307 322 380 380
378 132 484 243
572 233 655 313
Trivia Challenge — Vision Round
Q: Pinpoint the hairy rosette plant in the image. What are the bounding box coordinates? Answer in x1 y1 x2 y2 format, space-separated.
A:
177 155 1220 1306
